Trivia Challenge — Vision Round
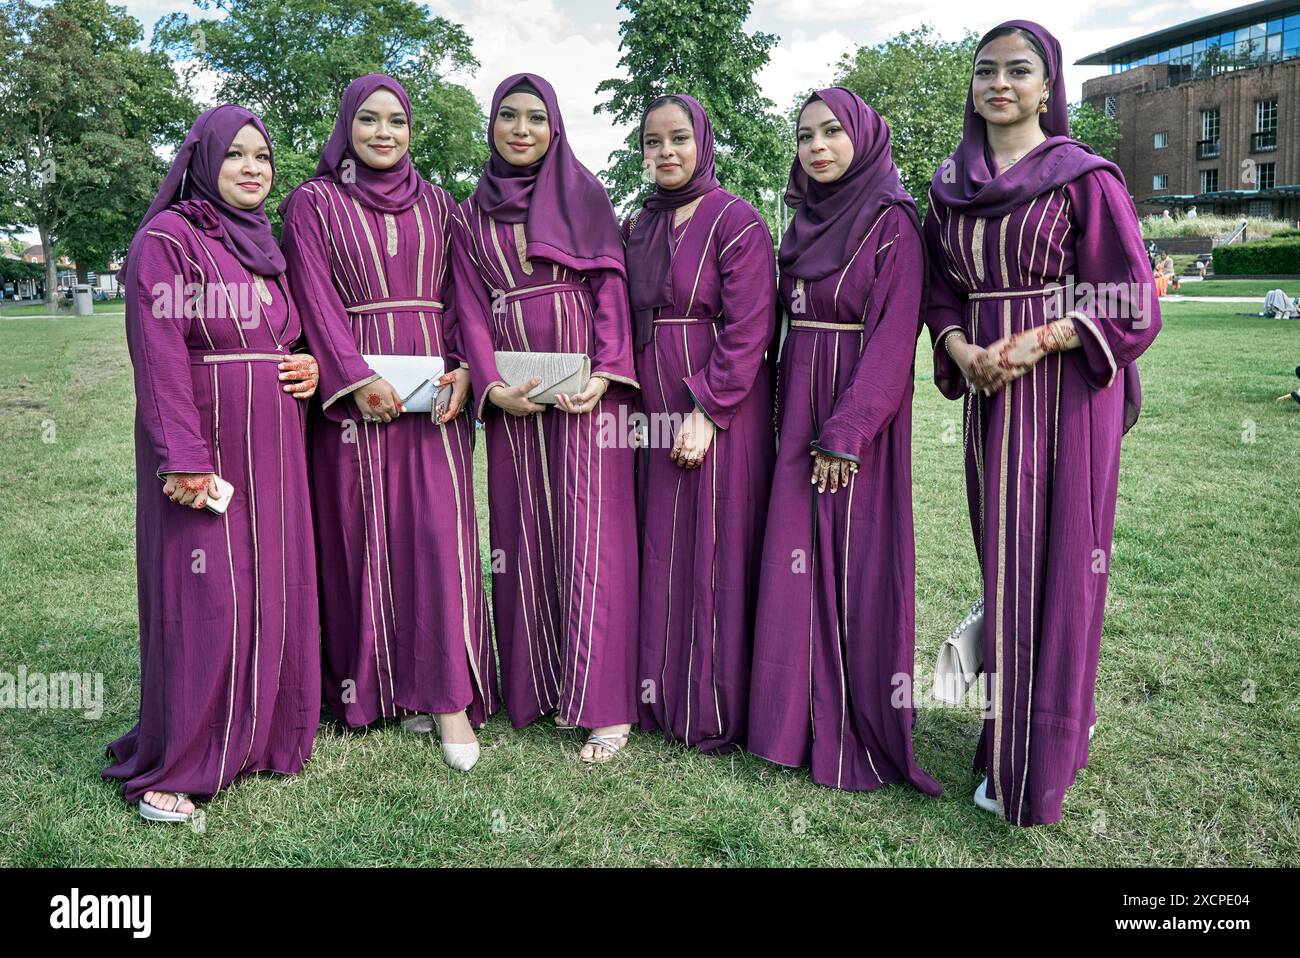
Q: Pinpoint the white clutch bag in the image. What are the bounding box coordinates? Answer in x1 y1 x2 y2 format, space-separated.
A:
494 351 590 405
362 354 447 413
933 596 984 705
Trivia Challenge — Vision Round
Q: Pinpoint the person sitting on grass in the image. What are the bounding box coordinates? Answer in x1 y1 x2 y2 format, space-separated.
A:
1277 365 1300 407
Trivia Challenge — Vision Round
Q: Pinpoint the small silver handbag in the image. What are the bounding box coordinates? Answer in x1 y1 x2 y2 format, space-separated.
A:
933 596 984 705
362 354 447 414
494 351 590 405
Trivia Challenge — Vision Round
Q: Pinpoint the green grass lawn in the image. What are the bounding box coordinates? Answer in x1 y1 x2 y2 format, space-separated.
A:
1 304 1297 866
0 300 126 317
1179 279 1300 298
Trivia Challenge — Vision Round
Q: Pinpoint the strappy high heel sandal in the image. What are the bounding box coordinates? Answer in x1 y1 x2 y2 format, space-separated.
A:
580 731 629 764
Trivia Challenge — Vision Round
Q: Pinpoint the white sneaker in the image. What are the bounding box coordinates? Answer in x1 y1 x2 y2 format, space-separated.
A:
974 776 1004 816
1089 722 1096 741
433 716 480 772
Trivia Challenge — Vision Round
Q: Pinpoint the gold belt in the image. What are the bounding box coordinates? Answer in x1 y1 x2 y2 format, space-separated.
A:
789 320 864 331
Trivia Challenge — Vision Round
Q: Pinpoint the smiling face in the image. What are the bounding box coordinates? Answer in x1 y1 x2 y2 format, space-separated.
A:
350 88 410 170
796 99 854 185
217 123 273 209
971 32 1049 129
493 91 552 166
642 102 697 190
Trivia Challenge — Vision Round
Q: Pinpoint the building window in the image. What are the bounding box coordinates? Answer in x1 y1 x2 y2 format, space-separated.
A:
1154 174 1169 190
1104 95 1117 117
1154 131 1168 149
1198 108 1220 158
1201 108 1219 142
1256 99 1277 132
1257 162 1275 190
1253 99 1278 151
1200 168 1219 193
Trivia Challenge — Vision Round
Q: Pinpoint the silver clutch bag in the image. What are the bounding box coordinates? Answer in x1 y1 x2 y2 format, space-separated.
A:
494 351 590 405
362 354 447 413
933 596 984 704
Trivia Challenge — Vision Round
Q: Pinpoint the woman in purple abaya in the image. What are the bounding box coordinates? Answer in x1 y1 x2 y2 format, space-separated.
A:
104 106 323 821
747 88 941 797
923 21 1160 825
622 94 776 753
279 75 496 772
449 74 639 762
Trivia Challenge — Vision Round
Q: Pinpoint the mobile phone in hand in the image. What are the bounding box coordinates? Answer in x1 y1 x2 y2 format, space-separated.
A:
205 475 235 515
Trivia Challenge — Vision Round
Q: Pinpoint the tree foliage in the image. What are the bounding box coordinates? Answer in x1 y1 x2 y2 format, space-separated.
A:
595 0 786 225
154 0 488 206
834 26 978 220
0 0 195 296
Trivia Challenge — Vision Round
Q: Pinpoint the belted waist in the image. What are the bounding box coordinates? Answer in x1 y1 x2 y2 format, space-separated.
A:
966 281 1074 301
345 298 444 314
190 347 291 365
499 282 590 304
789 319 864 332
652 315 720 326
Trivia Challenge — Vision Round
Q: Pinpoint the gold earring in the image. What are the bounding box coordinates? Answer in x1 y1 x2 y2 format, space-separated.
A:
1038 96 1048 113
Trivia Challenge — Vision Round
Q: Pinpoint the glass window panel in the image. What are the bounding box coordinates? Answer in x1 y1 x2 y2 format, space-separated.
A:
1267 19 1283 34
1286 15 1300 31
1268 34 1282 55
1236 28 1251 43
1249 23 1265 39
1285 29 1299 52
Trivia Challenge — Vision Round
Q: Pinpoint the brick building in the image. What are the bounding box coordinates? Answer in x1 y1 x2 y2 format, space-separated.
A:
1078 1 1300 223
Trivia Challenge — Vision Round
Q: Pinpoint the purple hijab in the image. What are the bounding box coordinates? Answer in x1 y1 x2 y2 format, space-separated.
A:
778 88 917 281
125 104 285 278
472 72 624 276
929 19 1126 218
626 94 721 348
313 74 423 213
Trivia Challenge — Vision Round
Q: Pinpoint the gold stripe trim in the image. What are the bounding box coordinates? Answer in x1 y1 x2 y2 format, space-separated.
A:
345 299 444 314
200 352 287 364
790 320 865 331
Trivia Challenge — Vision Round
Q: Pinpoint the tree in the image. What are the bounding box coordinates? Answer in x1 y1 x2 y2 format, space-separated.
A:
835 25 978 220
1068 101 1121 161
836 27 1124 219
0 0 196 302
154 0 488 208
595 0 787 227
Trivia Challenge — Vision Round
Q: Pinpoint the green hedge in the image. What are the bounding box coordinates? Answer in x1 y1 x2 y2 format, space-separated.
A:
0 258 44 282
1213 237 1300 274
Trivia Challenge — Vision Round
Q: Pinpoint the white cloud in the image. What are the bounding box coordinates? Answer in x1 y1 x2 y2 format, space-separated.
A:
758 29 858 117
436 0 630 174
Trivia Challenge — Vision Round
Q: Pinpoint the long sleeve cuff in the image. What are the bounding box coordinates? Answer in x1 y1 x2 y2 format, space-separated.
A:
930 324 967 400
682 373 731 430
1064 311 1118 389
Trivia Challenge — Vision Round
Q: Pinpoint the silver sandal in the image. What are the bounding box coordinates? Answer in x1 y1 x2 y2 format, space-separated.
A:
581 732 629 764
139 791 194 823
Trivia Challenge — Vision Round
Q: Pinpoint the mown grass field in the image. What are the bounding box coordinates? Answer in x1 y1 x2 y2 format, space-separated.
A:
1 302 1296 866
0 300 125 318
